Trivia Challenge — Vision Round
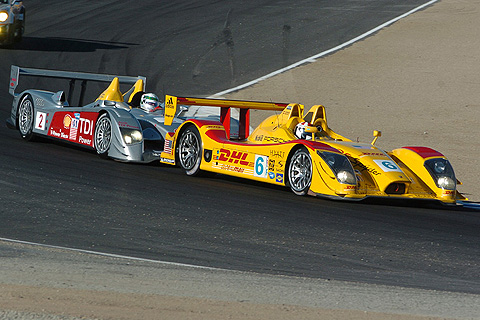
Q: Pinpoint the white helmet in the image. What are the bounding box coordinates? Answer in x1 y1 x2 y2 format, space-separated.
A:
140 93 160 112
294 121 314 140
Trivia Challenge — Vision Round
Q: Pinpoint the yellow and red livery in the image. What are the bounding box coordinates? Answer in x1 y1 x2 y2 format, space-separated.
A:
160 96 465 204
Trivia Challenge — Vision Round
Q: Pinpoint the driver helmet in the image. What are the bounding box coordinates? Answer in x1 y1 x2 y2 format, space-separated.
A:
294 121 314 140
140 93 161 112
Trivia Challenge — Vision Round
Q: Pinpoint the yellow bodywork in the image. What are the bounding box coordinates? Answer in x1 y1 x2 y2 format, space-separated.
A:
95 77 123 102
122 79 145 104
160 96 465 204
95 77 146 108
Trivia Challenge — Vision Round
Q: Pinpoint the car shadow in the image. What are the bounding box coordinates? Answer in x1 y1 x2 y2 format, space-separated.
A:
8 37 137 52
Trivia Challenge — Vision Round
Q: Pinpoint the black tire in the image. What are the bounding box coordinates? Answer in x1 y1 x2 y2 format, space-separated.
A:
287 148 313 196
94 113 112 159
17 94 35 141
14 22 24 43
14 11 25 43
3 24 15 47
177 125 203 176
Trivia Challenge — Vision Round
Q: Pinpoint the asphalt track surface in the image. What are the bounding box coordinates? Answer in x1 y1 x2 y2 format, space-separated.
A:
1 0 479 295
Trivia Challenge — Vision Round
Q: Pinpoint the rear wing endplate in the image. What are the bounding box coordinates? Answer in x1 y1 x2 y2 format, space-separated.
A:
165 95 291 139
9 65 146 106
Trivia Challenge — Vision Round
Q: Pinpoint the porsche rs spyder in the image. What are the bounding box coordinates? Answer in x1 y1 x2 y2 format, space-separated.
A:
159 96 466 204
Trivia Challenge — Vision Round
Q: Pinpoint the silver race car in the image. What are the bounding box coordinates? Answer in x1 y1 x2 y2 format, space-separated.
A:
0 0 25 46
6 65 186 163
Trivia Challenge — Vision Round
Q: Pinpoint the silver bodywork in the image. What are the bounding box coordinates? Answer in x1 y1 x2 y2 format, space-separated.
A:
0 0 25 46
7 65 184 163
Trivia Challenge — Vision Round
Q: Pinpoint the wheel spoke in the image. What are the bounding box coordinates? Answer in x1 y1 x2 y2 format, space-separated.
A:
289 150 312 194
180 130 200 171
19 99 33 135
95 117 112 154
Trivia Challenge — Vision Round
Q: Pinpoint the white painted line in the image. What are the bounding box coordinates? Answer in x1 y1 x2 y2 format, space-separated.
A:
0 237 229 271
211 0 438 97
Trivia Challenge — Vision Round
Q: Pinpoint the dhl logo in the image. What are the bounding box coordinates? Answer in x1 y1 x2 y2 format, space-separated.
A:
216 148 254 167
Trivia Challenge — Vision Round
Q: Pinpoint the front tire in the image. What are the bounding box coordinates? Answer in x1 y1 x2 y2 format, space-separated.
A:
287 148 313 196
14 16 25 43
178 125 202 176
94 113 112 159
17 94 35 141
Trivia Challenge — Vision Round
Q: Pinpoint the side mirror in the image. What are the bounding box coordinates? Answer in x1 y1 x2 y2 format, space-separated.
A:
175 105 188 117
371 130 382 145
52 91 68 106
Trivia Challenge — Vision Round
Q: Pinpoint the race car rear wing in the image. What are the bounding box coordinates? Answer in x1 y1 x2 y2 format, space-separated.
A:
9 65 146 106
164 95 292 139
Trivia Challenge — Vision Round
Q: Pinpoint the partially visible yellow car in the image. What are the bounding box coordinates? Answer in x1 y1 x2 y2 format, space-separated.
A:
0 0 24 46
160 95 466 204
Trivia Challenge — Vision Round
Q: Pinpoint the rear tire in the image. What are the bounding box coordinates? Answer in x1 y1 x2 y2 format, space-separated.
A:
94 113 112 159
178 125 202 176
287 148 313 196
17 94 35 141
14 12 25 43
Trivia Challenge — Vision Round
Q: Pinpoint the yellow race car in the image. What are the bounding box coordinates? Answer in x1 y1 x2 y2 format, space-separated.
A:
160 96 466 204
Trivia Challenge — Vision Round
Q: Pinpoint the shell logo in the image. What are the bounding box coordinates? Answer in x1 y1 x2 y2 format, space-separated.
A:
63 114 72 129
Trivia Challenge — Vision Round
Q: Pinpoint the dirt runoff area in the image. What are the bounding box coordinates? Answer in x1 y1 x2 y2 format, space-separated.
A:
1 240 479 320
1 1 480 319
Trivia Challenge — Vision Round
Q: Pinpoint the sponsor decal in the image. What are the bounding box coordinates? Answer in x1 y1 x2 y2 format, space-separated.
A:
374 159 402 172
118 121 140 129
350 158 381 176
160 157 175 164
263 136 286 143
219 164 245 173
269 150 285 159
165 96 176 109
68 113 80 141
275 160 285 171
205 125 224 130
443 190 454 195
212 161 253 174
48 112 96 147
254 155 269 178
361 151 386 157
35 111 47 130
268 172 275 179
10 78 17 90
78 136 92 145
49 130 69 139
254 135 263 142
216 148 253 167
268 159 275 172
276 173 284 183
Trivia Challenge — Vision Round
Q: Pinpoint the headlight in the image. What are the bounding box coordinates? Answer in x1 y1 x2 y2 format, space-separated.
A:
433 161 446 174
0 11 9 23
318 151 357 185
424 158 456 190
437 176 456 190
337 170 356 184
121 128 143 145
